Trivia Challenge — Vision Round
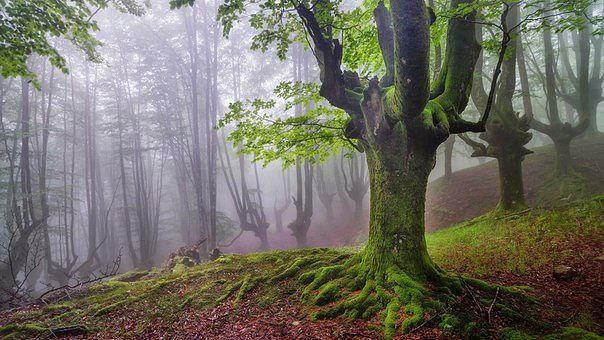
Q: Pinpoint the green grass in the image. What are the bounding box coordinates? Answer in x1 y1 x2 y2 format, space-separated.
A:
427 195 604 276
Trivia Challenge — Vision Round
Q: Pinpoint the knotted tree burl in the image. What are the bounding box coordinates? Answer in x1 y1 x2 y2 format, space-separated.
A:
212 0 525 335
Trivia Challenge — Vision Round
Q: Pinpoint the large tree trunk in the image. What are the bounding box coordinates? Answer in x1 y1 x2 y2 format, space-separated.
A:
363 143 436 280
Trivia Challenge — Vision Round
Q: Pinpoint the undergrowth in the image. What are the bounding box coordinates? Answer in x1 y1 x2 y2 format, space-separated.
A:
0 197 602 339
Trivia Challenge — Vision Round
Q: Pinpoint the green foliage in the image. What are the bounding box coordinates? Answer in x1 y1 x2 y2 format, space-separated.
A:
339 0 383 75
439 0 603 56
0 0 147 85
216 0 385 73
218 81 351 167
439 314 462 336
497 327 537 340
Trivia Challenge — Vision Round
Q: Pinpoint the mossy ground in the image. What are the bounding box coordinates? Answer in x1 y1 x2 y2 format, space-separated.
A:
1 197 602 339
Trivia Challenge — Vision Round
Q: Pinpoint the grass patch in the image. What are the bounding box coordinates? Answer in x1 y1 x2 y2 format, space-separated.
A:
427 196 604 276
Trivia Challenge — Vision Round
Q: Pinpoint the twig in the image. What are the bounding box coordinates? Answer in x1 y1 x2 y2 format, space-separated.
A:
459 275 483 316
488 287 500 324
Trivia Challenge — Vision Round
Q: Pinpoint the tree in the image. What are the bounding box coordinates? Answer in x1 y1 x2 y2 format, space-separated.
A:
183 4 209 254
464 8 533 211
314 163 335 222
218 134 270 250
213 0 502 333
518 28 588 178
555 10 603 138
340 152 369 219
442 135 456 178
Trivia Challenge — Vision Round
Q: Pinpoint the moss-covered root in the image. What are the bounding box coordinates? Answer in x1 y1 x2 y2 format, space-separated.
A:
299 256 538 339
300 257 454 339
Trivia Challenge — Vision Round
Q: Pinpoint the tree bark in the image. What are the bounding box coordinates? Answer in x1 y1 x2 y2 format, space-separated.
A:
496 152 526 211
363 143 436 280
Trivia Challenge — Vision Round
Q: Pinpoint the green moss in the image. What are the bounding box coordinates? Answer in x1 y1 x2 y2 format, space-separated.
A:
400 303 423 331
50 310 81 323
0 323 47 337
302 264 345 298
42 301 74 312
439 314 461 336
497 327 536 340
4 210 598 340
256 286 280 308
234 274 255 307
463 321 489 340
313 280 344 305
383 299 400 339
544 327 603 340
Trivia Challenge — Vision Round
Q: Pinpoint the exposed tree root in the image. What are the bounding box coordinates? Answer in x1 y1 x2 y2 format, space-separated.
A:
277 252 537 338
201 249 536 338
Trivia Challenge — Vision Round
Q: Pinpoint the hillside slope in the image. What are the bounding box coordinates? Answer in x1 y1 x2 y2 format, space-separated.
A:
426 136 604 231
1 196 602 339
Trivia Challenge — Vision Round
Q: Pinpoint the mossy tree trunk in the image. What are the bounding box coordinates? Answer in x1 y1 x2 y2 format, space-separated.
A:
292 0 486 282
496 152 526 210
362 133 437 281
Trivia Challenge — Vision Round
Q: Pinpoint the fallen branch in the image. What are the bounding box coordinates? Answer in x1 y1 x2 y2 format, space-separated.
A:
459 275 483 316
39 250 122 303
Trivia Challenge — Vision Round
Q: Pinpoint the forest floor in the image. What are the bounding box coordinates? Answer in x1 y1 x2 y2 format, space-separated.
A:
426 135 604 231
1 196 602 339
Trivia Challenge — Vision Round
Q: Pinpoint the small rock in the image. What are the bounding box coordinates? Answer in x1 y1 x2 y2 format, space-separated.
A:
292 321 300 326
553 265 576 280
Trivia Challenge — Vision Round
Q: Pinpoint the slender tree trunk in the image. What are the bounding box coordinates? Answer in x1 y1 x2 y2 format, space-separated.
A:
443 135 454 178
333 154 350 211
496 153 526 211
184 6 208 254
275 211 284 233
352 197 363 219
115 92 138 268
